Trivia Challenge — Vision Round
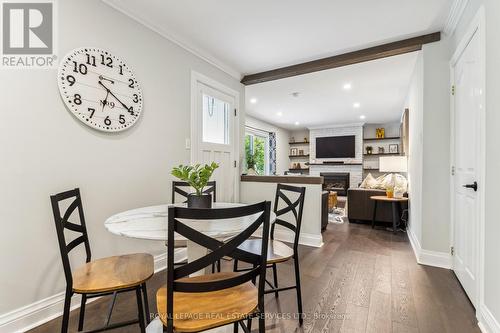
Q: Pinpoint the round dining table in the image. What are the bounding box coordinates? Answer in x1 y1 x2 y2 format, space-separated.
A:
104 202 276 276
105 202 276 332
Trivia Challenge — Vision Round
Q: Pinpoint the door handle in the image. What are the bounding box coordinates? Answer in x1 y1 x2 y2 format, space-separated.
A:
463 181 478 192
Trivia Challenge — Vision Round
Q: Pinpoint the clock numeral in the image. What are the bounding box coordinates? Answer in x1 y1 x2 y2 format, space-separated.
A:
85 54 96 67
66 75 76 86
74 94 82 105
100 54 113 68
128 106 135 116
119 114 126 124
132 94 139 103
119 65 124 75
88 108 95 118
104 116 112 126
72 61 87 75
128 79 135 88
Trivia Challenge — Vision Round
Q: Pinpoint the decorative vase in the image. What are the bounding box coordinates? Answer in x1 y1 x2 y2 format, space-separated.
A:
187 193 212 209
247 168 257 175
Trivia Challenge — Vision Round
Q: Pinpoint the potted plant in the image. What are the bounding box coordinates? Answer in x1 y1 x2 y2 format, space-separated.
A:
171 162 219 208
246 151 257 175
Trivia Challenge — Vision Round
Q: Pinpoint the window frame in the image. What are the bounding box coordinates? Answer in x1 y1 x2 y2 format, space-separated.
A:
245 127 270 176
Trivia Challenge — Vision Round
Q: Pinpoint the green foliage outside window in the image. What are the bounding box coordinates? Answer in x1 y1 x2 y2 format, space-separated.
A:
245 134 266 175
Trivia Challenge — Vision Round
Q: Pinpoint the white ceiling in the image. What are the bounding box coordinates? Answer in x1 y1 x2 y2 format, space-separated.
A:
245 52 419 130
104 0 452 76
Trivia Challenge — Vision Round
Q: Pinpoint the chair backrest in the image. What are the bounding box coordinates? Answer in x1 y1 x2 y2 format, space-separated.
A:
50 188 91 288
171 181 216 204
165 201 271 329
272 184 306 249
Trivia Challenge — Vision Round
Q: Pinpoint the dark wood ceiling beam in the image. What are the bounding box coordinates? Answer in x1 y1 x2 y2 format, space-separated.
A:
241 32 441 85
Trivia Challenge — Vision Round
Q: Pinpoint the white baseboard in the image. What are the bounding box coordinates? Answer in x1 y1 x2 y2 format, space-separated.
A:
0 251 182 333
253 229 323 248
407 228 452 269
478 303 500 333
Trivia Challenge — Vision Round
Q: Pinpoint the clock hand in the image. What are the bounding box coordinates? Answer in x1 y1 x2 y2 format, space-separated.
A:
99 75 115 84
101 90 110 112
99 81 131 112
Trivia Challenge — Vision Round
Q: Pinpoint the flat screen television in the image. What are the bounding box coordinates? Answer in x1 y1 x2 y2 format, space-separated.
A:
316 135 356 158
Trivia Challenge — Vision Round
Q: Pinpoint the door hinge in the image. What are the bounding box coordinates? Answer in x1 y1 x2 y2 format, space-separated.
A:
234 160 237 168
451 85 455 96
451 166 455 176
451 246 454 256
234 108 237 116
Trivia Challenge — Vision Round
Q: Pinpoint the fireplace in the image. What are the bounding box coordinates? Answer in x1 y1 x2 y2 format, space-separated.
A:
321 172 350 196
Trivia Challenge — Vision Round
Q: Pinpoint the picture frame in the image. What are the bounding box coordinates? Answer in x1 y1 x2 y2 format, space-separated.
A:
299 149 304 155
389 144 399 154
290 148 298 156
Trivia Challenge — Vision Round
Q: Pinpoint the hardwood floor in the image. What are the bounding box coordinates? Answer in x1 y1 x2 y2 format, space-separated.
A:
29 222 480 333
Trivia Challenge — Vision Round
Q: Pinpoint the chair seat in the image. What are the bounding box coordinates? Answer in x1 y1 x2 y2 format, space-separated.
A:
156 272 258 332
238 239 294 264
72 253 154 294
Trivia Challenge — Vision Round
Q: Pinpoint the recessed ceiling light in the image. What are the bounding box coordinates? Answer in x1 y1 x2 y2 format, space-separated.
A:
294 121 300 126
353 102 361 108
343 83 352 90
250 98 258 104
277 111 283 117
291 92 300 98
360 115 366 120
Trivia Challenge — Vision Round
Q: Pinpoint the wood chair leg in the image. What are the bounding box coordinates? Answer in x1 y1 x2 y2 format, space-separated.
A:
294 255 304 326
77 294 87 331
141 283 151 324
105 291 117 327
272 263 279 298
233 259 238 272
135 287 146 333
258 315 265 333
61 289 72 333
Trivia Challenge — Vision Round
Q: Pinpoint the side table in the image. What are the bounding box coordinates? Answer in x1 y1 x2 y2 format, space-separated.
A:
370 196 409 234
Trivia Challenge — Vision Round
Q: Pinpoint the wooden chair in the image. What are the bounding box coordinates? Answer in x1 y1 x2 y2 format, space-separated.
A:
234 184 306 325
156 201 271 333
51 188 153 333
171 181 216 203
172 180 222 272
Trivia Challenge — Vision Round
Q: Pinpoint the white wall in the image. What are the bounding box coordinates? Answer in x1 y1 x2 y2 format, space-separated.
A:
405 38 451 256
0 0 244 327
406 52 424 245
421 38 452 254
453 0 500 329
245 116 290 175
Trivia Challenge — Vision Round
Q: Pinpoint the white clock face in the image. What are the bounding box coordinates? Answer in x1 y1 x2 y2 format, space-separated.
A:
57 48 143 132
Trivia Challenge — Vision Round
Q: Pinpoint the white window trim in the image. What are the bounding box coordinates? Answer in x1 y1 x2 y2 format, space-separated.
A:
245 126 270 176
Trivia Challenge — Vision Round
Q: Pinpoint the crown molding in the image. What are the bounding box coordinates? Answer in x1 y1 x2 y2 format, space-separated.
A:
102 0 242 80
443 0 469 36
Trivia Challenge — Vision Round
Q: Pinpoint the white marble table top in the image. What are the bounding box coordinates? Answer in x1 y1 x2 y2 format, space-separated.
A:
104 202 276 241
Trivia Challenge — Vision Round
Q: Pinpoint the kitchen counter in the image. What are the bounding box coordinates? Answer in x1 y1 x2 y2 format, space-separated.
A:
240 174 325 247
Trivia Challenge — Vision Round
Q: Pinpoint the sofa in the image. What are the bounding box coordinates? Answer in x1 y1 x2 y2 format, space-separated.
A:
347 188 408 223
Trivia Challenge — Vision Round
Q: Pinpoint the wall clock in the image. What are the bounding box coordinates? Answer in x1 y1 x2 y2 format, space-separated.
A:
57 47 143 132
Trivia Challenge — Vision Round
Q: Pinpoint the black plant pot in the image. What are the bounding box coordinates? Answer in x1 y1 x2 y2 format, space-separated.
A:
187 193 212 209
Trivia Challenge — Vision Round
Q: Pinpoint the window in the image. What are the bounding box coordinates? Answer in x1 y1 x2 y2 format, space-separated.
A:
202 94 229 144
244 128 269 175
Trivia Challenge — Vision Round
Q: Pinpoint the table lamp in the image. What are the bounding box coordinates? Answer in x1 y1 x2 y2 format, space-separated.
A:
379 156 408 198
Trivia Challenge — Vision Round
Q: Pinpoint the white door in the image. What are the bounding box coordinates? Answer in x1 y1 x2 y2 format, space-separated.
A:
192 80 237 203
451 28 482 307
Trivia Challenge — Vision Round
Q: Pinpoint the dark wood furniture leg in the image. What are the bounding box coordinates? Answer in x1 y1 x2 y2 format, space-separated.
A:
372 201 378 229
391 202 399 234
